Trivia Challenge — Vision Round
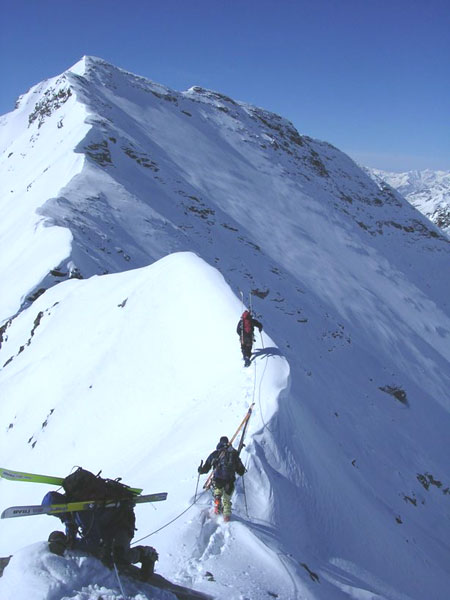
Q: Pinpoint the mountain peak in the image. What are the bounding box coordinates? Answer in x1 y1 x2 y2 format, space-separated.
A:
66 55 127 81
369 167 450 236
67 55 103 76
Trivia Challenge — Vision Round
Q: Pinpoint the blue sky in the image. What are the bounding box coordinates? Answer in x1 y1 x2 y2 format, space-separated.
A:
1 0 449 171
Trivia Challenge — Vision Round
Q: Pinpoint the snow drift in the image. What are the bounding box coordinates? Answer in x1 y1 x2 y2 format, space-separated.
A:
0 543 176 600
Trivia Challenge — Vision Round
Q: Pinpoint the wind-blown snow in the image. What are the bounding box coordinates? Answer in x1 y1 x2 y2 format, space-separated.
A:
1 56 450 600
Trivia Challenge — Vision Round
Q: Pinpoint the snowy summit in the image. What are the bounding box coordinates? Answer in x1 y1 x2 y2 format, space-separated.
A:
0 56 449 600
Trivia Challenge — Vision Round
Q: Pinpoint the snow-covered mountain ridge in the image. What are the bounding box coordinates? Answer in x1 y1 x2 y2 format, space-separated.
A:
1 56 450 600
1 55 447 320
369 168 450 237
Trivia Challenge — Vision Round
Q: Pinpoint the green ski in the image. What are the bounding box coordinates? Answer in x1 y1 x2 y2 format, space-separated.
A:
0 467 143 495
1 492 168 519
0 467 66 486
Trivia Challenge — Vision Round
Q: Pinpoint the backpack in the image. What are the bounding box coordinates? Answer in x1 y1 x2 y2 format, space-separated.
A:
62 468 136 541
213 447 238 481
63 467 135 502
242 312 253 335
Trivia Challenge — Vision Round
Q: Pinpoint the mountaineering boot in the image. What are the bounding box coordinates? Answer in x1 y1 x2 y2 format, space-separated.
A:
48 531 67 556
98 543 114 568
223 515 230 522
112 544 128 567
214 497 222 514
138 546 158 580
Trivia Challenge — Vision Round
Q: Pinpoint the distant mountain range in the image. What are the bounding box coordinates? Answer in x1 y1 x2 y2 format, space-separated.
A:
368 168 450 237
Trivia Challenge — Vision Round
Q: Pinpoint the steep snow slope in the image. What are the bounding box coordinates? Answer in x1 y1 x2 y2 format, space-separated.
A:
1 57 450 600
0 71 90 319
2 56 448 321
0 253 292 600
369 168 450 237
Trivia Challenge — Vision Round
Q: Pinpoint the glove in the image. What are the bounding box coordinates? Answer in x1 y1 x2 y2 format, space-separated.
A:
197 460 204 474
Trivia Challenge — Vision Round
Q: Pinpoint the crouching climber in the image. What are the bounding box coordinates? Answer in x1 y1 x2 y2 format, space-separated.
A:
42 467 158 580
198 436 245 521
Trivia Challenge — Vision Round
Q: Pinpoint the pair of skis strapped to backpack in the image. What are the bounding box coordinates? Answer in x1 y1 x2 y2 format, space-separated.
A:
239 290 253 315
203 402 254 490
0 467 142 495
0 467 167 520
1 492 168 519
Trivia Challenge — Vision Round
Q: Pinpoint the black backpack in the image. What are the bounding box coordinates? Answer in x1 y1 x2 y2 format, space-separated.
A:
63 467 135 502
213 447 238 481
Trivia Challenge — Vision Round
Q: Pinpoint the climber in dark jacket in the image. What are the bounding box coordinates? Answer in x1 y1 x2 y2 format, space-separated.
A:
198 436 245 521
42 468 158 579
236 310 263 366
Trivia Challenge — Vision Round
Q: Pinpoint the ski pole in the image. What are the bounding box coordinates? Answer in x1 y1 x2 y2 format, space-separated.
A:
242 472 249 519
113 561 127 598
195 461 203 501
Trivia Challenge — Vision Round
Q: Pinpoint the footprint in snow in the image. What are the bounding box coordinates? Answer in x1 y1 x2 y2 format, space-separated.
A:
199 519 229 562
179 511 230 581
